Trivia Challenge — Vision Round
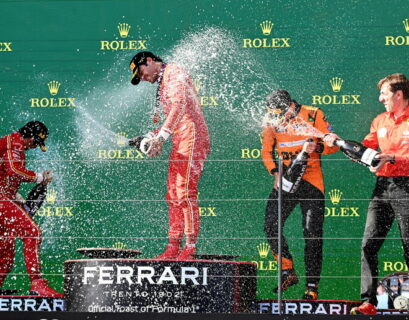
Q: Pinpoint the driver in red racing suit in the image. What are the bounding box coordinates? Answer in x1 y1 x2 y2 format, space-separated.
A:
0 121 62 297
129 51 210 260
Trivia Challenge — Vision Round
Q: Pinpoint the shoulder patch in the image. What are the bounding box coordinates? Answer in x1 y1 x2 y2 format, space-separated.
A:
303 105 318 111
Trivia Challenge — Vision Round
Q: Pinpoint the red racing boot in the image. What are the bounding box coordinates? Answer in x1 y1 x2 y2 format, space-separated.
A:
154 244 181 260
350 302 377 315
30 279 63 298
176 244 196 260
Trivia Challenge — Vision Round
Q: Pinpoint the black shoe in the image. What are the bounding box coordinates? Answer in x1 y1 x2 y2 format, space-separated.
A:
273 269 299 293
303 285 318 300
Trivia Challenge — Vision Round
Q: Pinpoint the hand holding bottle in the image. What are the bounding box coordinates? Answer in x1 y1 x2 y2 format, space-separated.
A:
41 170 53 185
369 153 395 173
323 133 340 147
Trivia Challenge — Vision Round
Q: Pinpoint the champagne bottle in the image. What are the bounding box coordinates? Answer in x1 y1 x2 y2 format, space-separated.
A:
24 183 47 217
128 133 153 154
281 139 311 193
128 136 144 149
335 139 380 168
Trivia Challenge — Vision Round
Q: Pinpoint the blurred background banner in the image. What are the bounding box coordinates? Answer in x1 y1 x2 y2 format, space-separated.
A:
0 0 408 304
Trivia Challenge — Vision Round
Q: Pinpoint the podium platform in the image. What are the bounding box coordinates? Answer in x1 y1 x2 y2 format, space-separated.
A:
64 258 257 313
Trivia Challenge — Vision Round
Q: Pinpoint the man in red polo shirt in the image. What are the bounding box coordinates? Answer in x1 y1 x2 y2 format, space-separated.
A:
344 73 409 315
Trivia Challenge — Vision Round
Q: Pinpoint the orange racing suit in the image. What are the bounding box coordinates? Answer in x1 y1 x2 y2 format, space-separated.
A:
157 63 210 244
262 104 338 287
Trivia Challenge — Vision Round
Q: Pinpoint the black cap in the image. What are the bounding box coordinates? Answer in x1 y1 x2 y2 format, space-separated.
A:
266 89 293 111
19 121 48 152
129 51 163 85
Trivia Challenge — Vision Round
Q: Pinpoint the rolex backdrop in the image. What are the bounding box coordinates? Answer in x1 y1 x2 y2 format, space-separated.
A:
0 0 408 308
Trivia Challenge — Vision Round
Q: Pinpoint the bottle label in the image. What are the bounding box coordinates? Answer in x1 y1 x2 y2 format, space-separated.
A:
361 148 378 166
281 177 294 193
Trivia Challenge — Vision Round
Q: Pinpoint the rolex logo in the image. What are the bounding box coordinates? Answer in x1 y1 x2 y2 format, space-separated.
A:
257 242 270 259
118 23 131 38
260 20 274 35
100 24 147 50
385 19 409 45
403 19 409 33
330 77 343 92
113 241 127 249
243 21 290 48
312 77 360 105
116 132 129 146
326 189 360 217
46 189 57 205
30 81 76 107
48 81 61 96
328 189 342 205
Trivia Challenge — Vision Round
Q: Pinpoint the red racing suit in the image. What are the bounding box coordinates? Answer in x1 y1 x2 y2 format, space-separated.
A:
0 132 42 287
157 63 210 243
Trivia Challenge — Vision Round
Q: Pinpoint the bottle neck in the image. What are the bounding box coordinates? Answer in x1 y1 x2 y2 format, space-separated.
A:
335 139 345 148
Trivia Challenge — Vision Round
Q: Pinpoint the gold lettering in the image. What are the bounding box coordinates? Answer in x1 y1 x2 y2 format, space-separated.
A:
312 96 321 105
65 207 74 216
243 39 252 48
325 207 360 217
351 95 361 104
281 38 291 47
100 41 110 50
199 207 217 217
252 260 278 271
241 148 261 159
0 42 12 51
241 148 251 158
55 207 63 216
253 39 262 48
100 40 148 51
98 150 107 159
268 260 278 271
384 261 393 271
30 98 40 107
138 40 147 49
67 98 76 106
385 36 395 46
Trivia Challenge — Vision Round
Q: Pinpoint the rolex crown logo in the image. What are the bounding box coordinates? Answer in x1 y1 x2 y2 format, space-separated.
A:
118 23 131 38
47 81 61 96
113 241 127 249
329 189 343 205
260 20 274 36
116 132 129 146
330 77 343 92
257 242 270 259
46 189 57 205
194 79 201 93
403 18 409 33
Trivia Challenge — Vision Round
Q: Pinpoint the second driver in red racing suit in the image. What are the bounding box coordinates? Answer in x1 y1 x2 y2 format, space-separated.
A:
0 121 62 297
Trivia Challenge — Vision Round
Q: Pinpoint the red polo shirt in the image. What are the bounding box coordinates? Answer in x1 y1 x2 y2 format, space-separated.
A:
362 107 409 176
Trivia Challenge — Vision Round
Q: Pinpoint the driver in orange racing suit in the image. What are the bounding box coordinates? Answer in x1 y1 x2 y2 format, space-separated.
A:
129 52 210 260
262 90 338 299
